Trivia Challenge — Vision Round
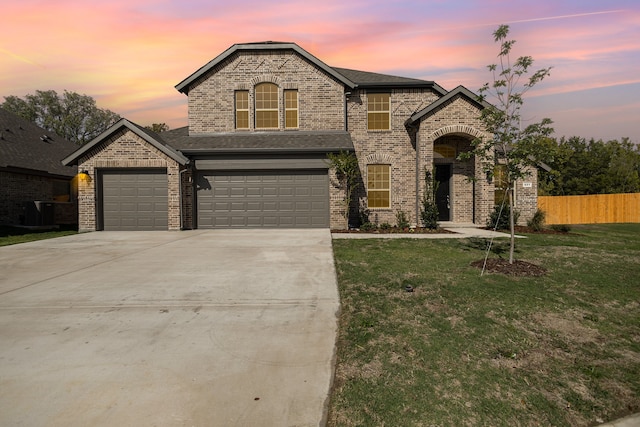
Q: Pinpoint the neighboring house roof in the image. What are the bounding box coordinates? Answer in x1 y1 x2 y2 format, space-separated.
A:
407 85 490 124
332 67 447 94
176 42 358 94
61 118 189 166
0 107 77 178
163 127 354 154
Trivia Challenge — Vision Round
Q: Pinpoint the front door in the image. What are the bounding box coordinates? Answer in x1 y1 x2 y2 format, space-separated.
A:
435 164 452 221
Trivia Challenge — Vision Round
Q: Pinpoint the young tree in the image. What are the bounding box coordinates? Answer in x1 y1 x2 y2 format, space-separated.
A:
2 90 121 145
466 25 554 263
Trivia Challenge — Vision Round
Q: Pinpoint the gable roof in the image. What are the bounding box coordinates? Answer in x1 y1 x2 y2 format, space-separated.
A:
332 67 447 94
61 118 189 166
0 108 78 178
162 127 354 154
407 85 491 124
176 42 357 94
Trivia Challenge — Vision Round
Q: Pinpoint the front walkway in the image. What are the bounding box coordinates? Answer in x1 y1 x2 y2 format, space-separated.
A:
332 223 513 239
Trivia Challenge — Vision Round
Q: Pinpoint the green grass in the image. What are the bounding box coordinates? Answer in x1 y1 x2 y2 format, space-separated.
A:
328 224 640 427
0 225 77 246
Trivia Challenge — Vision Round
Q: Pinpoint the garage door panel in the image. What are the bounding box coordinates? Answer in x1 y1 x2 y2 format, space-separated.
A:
197 170 328 228
101 170 168 231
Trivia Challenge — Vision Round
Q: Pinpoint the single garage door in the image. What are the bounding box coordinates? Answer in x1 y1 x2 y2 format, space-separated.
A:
101 170 168 230
197 170 329 228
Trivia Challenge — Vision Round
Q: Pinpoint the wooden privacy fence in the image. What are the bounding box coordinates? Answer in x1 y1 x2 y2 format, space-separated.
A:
538 193 640 225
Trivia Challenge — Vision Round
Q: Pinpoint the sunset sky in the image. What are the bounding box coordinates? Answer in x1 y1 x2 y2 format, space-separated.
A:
2 0 639 142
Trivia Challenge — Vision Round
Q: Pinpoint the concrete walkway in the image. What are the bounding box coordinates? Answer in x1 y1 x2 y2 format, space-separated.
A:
0 230 340 426
332 223 514 239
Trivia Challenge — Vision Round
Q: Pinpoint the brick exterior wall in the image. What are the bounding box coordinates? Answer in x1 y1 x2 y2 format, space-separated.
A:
347 88 442 226
187 51 346 134
515 166 538 224
0 170 75 226
76 129 184 231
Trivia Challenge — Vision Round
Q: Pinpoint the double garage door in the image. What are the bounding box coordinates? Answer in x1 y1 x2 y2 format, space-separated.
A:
99 169 329 230
196 170 329 228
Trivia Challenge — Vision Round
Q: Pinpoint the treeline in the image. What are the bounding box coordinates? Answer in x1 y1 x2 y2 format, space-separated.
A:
538 137 640 196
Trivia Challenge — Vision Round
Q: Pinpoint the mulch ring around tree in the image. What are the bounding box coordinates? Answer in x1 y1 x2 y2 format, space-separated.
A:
470 258 547 276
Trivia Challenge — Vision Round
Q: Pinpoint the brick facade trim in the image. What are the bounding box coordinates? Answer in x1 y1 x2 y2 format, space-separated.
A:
364 152 394 164
428 124 485 141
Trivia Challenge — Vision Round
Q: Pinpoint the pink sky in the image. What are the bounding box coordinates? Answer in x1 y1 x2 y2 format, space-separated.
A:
2 0 639 142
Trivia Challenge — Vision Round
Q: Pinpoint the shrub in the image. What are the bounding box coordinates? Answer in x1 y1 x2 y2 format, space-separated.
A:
487 204 520 230
527 209 546 231
396 210 411 229
551 224 571 233
420 168 439 229
357 205 370 228
360 222 378 231
380 222 392 230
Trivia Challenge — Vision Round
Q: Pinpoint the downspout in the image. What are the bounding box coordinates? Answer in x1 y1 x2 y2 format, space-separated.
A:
415 126 420 227
344 91 351 132
179 166 188 230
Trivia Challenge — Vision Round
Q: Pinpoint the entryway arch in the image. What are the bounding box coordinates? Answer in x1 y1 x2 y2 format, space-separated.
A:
428 127 483 224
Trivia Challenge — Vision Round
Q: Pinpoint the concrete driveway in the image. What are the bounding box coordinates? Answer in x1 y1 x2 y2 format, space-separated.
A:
0 230 340 426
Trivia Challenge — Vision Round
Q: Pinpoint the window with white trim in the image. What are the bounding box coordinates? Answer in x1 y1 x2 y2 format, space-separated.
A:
235 90 249 129
284 89 298 129
367 164 391 208
367 93 390 130
255 82 279 129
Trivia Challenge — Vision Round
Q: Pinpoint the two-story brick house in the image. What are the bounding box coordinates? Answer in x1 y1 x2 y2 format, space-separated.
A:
62 41 538 231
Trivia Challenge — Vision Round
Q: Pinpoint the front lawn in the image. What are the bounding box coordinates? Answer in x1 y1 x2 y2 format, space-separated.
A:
0 225 77 247
329 224 640 426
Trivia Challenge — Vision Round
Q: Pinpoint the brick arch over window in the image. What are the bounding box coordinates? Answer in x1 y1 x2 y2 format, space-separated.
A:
250 75 282 86
428 124 485 141
364 152 394 165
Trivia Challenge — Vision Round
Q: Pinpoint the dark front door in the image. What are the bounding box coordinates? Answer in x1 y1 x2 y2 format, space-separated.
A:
435 164 452 221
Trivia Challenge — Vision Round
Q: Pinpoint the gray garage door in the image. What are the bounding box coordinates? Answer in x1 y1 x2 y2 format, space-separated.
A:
197 170 329 228
101 170 168 231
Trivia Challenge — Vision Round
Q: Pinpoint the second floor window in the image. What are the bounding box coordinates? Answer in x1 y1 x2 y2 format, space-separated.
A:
284 89 298 128
235 91 249 129
367 93 390 130
255 83 279 129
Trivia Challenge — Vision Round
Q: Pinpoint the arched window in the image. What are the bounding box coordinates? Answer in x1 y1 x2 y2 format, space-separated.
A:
255 83 279 129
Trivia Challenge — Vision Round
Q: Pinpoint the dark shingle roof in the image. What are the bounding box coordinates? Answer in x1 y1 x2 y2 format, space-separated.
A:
0 108 77 177
163 127 354 154
331 67 447 94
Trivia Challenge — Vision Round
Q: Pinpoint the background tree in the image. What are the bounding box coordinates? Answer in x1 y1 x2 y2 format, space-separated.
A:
463 24 553 264
2 90 120 145
538 137 640 195
145 123 170 133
